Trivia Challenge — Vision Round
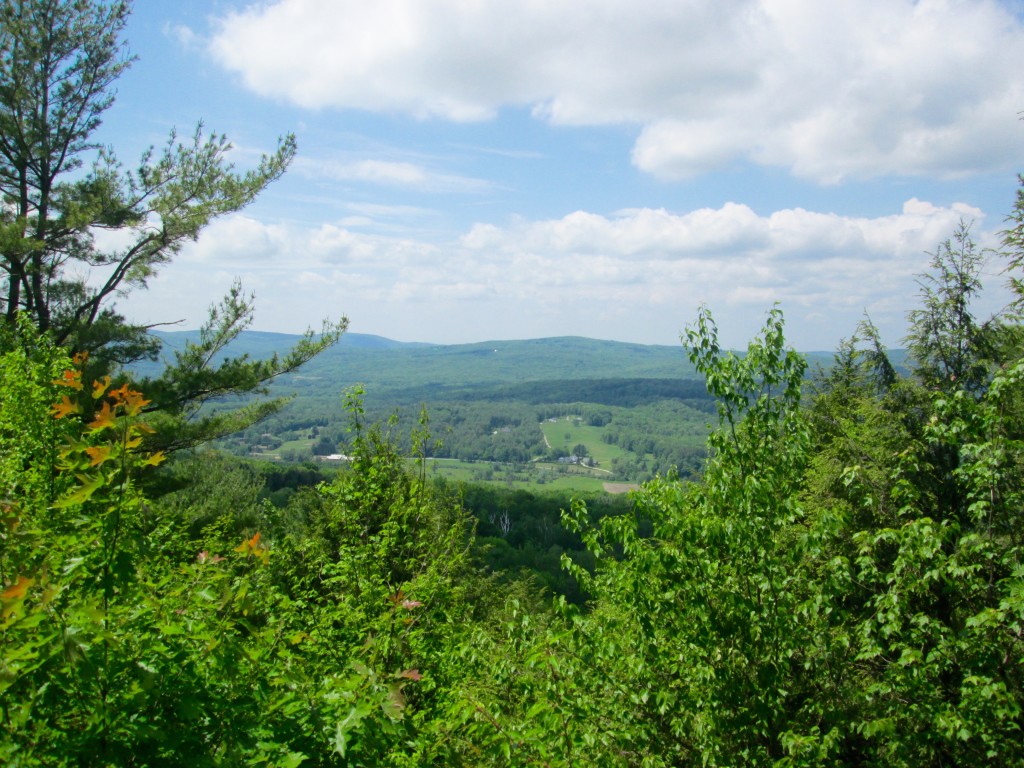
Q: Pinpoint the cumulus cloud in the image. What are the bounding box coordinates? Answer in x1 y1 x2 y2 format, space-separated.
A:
460 199 970 269
176 215 293 265
209 0 1024 183
116 197 1005 348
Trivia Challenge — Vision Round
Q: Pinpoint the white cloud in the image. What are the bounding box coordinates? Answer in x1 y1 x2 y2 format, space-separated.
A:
299 157 491 193
165 23 199 50
177 215 292 264
118 197 1008 348
209 0 1024 183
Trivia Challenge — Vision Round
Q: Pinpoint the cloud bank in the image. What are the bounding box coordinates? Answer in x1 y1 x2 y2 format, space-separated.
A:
118 198 1005 349
209 0 1024 183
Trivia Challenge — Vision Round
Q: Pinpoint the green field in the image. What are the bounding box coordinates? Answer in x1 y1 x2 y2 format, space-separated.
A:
539 417 634 467
423 458 615 493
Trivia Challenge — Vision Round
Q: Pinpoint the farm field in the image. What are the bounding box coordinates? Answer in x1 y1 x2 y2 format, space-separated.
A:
424 458 617 493
539 417 634 468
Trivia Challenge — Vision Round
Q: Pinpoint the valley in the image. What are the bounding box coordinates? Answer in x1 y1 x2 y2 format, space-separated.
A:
149 330 733 490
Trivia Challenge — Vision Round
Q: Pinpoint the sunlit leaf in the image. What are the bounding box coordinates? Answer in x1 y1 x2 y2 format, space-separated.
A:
235 532 262 554
1 576 34 620
51 395 80 419
235 532 269 562
140 451 166 467
88 401 116 431
85 445 113 467
121 388 150 416
1 576 34 601
57 438 89 460
54 473 105 508
91 375 111 399
52 369 82 390
107 383 131 405
106 384 150 415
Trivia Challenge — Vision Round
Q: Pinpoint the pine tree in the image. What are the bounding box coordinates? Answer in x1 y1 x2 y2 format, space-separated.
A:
0 0 345 448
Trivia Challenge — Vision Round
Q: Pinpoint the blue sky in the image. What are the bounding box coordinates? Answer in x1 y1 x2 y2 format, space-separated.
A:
99 0 1024 349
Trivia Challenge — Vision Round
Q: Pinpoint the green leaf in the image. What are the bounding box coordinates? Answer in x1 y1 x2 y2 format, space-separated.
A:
53 472 105 508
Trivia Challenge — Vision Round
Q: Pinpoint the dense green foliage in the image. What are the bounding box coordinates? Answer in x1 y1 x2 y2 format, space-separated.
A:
4 3 1024 764
443 253 1024 765
7 194 1024 763
1 345 495 765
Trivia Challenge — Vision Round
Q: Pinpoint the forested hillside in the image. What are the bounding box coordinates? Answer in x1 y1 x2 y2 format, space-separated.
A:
134 333 844 485
164 335 723 485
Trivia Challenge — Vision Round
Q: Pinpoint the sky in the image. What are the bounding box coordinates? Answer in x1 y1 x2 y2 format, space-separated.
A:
98 0 1024 349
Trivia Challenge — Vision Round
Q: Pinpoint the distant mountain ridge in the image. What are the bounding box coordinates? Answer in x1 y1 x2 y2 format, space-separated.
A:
136 330 698 393
136 329 845 395
152 329 431 351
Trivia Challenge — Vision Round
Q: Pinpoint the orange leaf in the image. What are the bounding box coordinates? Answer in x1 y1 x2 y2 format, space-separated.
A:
53 369 83 390
92 375 112 399
88 401 117 431
235 532 262 554
107 383 131 405
1 575 35 620
51 395 81 419
72 351 89 366
121 389 150 416
85 445 113 467
235 532 269 563
1 576 34 601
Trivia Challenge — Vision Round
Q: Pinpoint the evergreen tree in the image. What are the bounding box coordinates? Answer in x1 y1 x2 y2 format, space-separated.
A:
0 0 345 448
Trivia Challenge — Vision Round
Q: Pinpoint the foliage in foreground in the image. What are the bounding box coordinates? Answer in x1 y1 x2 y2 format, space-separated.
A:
0 336 491 766
5 213 1024 764
446 285 1024 766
